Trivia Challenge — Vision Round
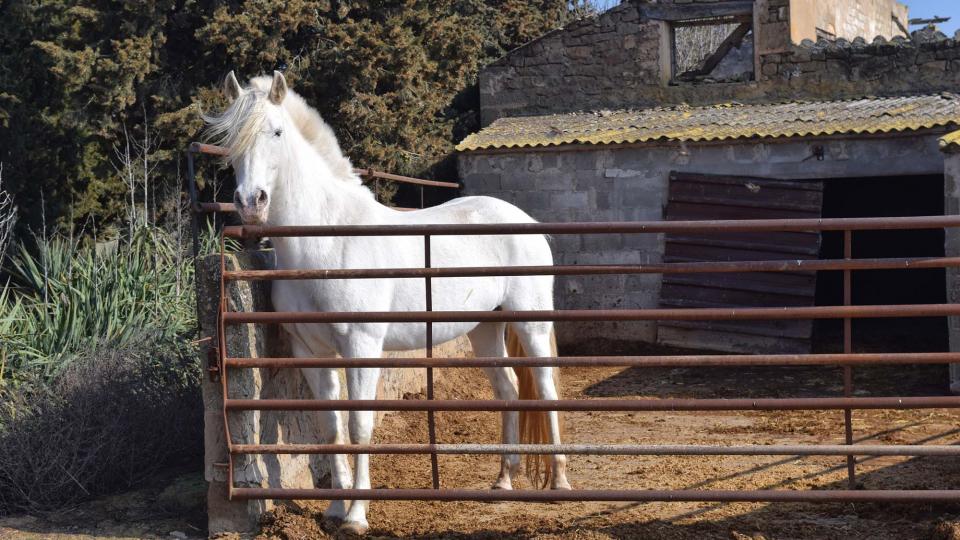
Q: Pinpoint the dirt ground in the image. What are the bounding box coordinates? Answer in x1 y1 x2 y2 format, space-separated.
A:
0 471 207 540
256 341 960 540
4 342 960 539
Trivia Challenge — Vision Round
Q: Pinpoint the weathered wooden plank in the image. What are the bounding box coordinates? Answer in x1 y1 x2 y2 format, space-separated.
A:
663 243 819 262
666 235 822 256
669 172 824 192
657 318 813 340
642 2 754 22
657 326 811 355
663 273 816 296
658 172 824 353
667 202 822 220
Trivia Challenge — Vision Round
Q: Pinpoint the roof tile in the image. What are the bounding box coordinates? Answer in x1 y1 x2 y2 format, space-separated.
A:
457 94 960 152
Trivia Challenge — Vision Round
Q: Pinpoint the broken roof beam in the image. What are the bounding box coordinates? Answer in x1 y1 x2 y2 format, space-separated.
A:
677 22 752 81
643 1 754 22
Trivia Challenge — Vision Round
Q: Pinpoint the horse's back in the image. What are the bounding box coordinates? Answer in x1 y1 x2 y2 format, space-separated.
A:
399 195 538 226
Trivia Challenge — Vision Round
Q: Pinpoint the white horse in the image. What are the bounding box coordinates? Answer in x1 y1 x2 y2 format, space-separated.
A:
205 71 570 536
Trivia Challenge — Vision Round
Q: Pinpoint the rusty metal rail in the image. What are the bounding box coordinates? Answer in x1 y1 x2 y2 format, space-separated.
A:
231 443 960 457
222 304 960 325
224 396 960 412
224 351 960 369
224 215 960 237
223 256 960 281
189 138 960 506
229 488 960 503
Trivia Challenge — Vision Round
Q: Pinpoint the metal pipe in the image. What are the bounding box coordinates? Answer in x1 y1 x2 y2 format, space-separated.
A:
229 487 960 503
224 395 960 412
356 168 460 189
222 256 960 281
190 142 230 156
843 229 856 488
222 352 960 369
223 215 960 239
222 304 960 325
229 443 960 457
424 234 440 489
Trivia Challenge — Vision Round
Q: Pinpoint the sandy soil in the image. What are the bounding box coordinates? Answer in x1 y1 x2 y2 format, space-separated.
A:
256 342 960 540
4 343 960 539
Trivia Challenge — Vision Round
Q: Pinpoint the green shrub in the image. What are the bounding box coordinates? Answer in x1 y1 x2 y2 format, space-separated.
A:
1 225 195 384
0 334 202 514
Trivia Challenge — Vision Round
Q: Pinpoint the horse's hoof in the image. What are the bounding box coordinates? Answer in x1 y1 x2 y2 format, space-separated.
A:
321 515 344 534
336 520 369 539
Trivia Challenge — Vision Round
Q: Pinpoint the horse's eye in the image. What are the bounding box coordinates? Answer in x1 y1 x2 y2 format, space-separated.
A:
273 129 282 137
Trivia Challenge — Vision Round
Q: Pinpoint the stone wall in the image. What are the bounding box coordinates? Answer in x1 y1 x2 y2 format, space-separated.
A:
479 0 960 125
479 3 660 126
458 134 945 346
200 251 471 535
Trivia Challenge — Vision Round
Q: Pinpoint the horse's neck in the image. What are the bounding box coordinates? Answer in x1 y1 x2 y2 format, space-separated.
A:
269 137 385 267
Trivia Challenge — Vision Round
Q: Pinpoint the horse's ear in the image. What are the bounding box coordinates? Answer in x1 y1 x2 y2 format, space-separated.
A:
224 71 242 101
269 70 287 105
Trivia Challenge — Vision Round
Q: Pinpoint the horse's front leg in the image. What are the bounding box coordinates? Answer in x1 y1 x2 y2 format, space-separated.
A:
291 336 352 528
338 338 383 537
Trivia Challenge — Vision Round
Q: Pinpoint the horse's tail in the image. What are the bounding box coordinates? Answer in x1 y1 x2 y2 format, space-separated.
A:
506 326 560 490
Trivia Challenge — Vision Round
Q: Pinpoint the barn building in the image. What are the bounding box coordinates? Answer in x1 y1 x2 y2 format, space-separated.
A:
455 0 960 365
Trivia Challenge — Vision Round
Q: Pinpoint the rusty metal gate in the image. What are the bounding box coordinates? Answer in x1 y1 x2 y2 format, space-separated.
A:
188 142 960 505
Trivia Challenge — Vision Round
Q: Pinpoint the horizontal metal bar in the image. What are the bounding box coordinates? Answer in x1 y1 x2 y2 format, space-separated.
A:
222 304 960 325
189 142 229 156
230 443 960 457
223 256 960 281
197 202 236 213
230 488 960 503
224 352 960 369
224 396 960 412
355 168 460 189
223 215 960 239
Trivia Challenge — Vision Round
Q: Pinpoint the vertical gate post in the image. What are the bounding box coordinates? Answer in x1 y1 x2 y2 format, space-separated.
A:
425 234 441 489
843 229 856 489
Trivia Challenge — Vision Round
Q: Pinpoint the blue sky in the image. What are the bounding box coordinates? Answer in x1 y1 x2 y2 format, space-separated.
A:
904 0 960 36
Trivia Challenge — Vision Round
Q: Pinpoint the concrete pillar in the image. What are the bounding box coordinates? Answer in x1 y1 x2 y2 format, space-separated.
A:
942 149 960 394
199 251 471 535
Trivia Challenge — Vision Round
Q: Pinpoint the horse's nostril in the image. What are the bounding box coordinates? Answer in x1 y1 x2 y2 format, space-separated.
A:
256 189 268 206
233 190 244 208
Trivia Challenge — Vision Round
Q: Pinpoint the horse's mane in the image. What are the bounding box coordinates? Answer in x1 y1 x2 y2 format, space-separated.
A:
247 76 361 185
202 76 362 186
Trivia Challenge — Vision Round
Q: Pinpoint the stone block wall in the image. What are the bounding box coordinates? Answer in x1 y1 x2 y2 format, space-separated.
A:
199 251 471 535
459 135 946 347
479 0 960 125
479 3 659 125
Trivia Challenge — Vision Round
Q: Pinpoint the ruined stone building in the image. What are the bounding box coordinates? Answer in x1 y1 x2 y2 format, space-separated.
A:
455 0 960 369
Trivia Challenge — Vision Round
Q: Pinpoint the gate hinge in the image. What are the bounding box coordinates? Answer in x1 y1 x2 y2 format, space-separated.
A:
206 345 222 382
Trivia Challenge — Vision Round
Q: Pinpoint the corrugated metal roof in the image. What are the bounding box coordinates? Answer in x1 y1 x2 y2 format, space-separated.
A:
457 94 960 152
941 129 960 153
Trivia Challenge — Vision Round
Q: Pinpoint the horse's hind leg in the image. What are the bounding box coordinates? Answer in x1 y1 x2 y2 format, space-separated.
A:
292 337 352 527
468 322 521 490
510 321 572 490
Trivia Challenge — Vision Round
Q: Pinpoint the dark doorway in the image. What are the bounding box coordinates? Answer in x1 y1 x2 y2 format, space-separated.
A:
815 175 948 353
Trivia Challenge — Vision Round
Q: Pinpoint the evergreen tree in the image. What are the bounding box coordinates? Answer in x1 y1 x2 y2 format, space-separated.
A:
0 0 585 235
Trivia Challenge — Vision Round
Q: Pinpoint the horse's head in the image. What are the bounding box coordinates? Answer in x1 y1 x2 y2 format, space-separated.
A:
204 71 293 225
